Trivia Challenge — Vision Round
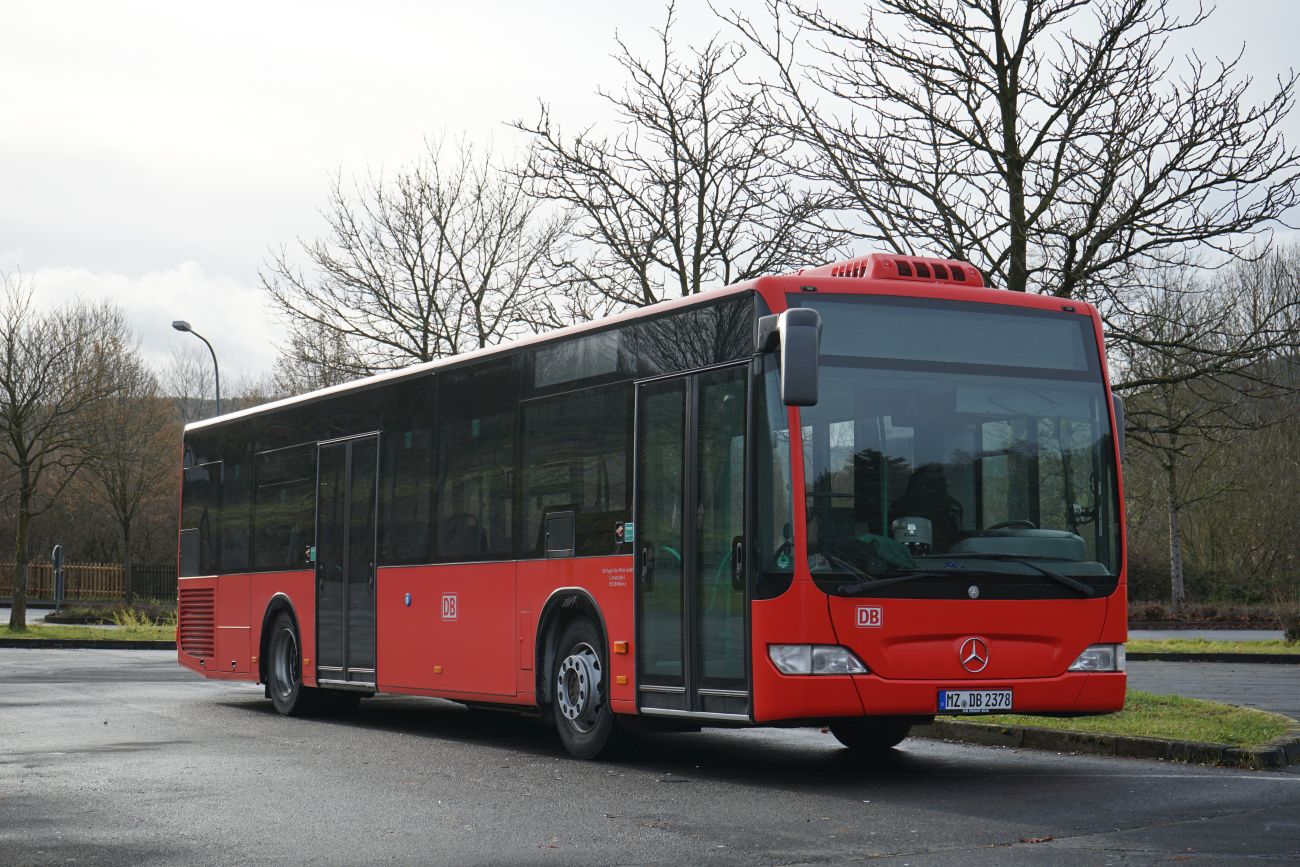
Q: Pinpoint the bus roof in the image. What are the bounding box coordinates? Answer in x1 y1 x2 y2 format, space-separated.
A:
185 280 755 433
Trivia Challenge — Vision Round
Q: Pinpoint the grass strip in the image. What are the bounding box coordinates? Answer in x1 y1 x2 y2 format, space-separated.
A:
1128 638 1300 656
0 623 174 642
967 689 1291 749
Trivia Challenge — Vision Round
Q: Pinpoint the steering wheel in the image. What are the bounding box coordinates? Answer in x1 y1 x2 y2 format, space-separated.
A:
985 519 1037 530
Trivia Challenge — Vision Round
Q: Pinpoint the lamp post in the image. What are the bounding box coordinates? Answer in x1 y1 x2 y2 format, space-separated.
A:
171 320 221 416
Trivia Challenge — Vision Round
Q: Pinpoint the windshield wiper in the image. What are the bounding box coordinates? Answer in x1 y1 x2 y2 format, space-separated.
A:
830 553 1097 598
926 553 1096 598
826 555 966 595
824 555 940 595
833 569 956 595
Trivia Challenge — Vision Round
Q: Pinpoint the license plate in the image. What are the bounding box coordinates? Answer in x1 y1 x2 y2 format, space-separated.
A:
938 689 1013 713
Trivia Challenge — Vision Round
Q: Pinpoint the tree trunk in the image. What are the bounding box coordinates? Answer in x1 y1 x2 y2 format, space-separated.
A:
1005 155 1029 293
121 522 134 606
1166 458 1186 609
9 495 30 630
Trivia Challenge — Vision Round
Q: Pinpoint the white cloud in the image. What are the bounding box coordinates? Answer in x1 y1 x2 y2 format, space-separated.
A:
0 1 721 383
2 0 1295 389
21 262 279 384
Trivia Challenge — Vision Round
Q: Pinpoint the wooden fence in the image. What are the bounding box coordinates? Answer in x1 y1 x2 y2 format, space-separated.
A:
0 561 177 602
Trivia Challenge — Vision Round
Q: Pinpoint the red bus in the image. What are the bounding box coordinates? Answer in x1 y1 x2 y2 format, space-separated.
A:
177 253 1126 759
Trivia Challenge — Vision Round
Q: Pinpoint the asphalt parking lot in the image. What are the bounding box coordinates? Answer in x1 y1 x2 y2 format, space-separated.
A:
1128 660 1300 720
2 648 1298 866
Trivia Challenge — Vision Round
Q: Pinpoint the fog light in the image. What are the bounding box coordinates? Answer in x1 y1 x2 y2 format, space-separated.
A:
1069 643 1125 672
768 645 812 674
769 645 868 675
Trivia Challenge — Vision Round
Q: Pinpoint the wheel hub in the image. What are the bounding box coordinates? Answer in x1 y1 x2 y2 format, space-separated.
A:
556 643 603 733
271 628 299 699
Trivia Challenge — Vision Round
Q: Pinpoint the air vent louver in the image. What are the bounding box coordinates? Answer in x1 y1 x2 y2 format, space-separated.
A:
178 587 215 658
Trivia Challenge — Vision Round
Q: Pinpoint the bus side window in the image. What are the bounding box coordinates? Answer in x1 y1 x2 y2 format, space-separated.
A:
181 459 222 576
378 380 436 566
252 444 316 571
435 360 518 562
520 384 630 558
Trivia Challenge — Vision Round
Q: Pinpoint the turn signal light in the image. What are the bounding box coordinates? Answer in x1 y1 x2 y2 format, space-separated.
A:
768 645 869 675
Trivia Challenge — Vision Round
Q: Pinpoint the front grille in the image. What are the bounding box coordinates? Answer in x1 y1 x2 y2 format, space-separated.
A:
178 587 215 658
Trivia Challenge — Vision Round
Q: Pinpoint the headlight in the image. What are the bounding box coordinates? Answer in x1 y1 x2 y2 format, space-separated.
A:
768 645 868 675
1068 643 1125 672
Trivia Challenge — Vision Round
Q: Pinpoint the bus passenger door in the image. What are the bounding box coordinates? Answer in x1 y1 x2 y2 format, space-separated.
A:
635 364 749 719
315 434 379 688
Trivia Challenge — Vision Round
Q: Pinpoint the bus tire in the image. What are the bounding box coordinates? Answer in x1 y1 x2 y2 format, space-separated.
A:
552 618 635 760
829 716 914 753
267 611 320 717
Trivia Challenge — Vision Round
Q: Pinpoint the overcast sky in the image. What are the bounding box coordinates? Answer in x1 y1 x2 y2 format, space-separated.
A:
4 1 1297 385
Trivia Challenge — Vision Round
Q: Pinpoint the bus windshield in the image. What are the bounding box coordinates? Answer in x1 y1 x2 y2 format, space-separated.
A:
794 294 1121 599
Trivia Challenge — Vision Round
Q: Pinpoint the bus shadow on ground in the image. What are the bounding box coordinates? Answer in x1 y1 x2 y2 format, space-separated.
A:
218 691 937 787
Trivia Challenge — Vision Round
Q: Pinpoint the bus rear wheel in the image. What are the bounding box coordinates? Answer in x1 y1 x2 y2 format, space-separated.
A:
267 612 320 717
829 717 914 753
552 618 635 760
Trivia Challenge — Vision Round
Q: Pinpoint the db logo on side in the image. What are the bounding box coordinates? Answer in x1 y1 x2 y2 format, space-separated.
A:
441 593 458 621
856 606 883 628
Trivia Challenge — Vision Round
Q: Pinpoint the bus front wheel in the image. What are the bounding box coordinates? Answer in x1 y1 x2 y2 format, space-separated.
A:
267 611 320 717
829 717 914 753
552 618 636 760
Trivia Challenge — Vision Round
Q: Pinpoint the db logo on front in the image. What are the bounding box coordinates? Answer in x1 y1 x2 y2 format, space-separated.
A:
441 593 458 621
856 606 883 628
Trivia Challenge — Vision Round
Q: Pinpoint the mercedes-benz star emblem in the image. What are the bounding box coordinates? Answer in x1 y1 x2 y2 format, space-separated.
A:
968 585 980 599
959 637 989 673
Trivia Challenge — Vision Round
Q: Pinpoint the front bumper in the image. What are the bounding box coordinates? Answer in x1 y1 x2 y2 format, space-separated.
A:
854 670 1126 717
753 668 1126 723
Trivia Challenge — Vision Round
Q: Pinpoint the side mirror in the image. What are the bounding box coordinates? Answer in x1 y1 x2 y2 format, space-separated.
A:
1111 394 1126 462
758 308 822 406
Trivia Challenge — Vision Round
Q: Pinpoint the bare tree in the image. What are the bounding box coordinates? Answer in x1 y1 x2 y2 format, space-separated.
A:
0 274 128 629
723 0 1300 311
159 344 215 425
514 3 843 321
80 357 178 604
1117 249 1300 606
269 321 364 396
261 138 562 381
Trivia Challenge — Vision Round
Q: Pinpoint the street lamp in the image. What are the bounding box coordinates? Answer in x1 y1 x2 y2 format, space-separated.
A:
171 320 221 417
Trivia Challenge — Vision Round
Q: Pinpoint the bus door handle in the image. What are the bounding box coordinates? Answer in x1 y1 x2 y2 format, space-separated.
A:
640 545 655 591
731 536 745 591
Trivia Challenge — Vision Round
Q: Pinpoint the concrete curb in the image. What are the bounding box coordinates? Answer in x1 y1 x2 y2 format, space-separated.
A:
914 717 1300 769
0 638 174 650
1130 622 1282 630
1128 652 1300 664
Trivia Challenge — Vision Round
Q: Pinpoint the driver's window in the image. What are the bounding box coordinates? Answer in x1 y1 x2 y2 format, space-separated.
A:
1036 417 1069 531
980 420 1014 527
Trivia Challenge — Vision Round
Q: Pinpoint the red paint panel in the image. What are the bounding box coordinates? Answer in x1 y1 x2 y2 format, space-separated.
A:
849 671 1119 716
376 562 517 697
1099 580 1129 645
516 556 635 706
1073 672 1127 711
751 581 861 723
215 573 251 675
518 610 533 671
827 597 1108 681
249 570 316 686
